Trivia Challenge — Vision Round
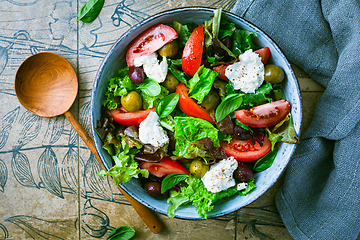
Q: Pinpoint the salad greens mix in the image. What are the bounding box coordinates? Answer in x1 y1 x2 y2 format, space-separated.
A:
96 8 298 219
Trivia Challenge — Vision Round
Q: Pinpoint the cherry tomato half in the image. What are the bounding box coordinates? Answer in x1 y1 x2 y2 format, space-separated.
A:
126 24 178 67
139 157 189 177
234 100 290 128
175 83 215 124
182 24 204 76
254 47 270 65
221 137 272 162
109 108 155 126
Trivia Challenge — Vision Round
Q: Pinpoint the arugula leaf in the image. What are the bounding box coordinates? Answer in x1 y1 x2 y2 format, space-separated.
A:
107 226 135 240
137 78 161 96
156 93 179 119
232 29 257 56
161 173 188 193
215 93 243 122
78 0 105 23
253 148 278 172
103 67 136 110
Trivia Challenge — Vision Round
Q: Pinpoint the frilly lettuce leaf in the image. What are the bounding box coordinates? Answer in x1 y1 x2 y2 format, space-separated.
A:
173 116 219 158
103 67 136 110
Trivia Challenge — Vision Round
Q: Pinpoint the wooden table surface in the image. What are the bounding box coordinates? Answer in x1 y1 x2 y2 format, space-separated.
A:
0 0 328 239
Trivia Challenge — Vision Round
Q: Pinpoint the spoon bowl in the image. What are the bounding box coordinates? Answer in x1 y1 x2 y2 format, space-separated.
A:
15 52 77 117
14 52 163 233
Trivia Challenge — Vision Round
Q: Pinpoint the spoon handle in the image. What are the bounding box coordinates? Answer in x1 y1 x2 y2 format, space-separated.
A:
64 110 163 234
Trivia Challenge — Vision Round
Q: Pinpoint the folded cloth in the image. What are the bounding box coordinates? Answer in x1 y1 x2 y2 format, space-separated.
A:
231 1 360 239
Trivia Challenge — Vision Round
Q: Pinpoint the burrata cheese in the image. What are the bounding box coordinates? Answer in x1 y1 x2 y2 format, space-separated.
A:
225 49 264 93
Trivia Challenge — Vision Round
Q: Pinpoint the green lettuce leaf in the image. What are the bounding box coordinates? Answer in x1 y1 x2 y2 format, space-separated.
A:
103 67 136 110
173 117 219 158
97 151 148 185
167 175 247 219
238 178 256 196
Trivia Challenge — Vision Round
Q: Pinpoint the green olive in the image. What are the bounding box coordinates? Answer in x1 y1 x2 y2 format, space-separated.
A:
200 89 220 111
189 159 209 178
264 64 285 84
158 40 178 58
121 91 142 112
161 72 180 93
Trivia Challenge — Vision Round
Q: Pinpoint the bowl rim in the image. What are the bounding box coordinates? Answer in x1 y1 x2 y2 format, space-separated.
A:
90 6 303 219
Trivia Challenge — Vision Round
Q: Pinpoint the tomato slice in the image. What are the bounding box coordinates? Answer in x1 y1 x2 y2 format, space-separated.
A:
182 24 204 76
213 64 229 80
139 157 189 177
234 100 290 128
254 47 270 65
175 83 215 124
109 108 155 126
126 24 178 67
221 138 272 162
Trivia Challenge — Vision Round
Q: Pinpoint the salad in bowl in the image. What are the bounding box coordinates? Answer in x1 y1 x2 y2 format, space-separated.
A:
91 7 302 219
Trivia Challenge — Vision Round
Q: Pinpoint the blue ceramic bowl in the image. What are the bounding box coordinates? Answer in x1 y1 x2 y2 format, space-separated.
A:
90 7 302 219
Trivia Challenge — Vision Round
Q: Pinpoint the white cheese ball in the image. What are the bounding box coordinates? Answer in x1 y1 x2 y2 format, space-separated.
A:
133 52 168 83
225 49 265 93
139 111 169 148
201 156 238 193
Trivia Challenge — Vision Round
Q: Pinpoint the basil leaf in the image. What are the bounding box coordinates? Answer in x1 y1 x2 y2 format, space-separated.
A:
137 78 161 96
77 0 105 23
253 148 278 172
161 173 188 194
107 226 135 240
215 93 243 122
156 93 179 118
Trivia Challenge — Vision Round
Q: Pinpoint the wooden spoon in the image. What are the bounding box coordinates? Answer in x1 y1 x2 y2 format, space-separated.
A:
14 52 163 234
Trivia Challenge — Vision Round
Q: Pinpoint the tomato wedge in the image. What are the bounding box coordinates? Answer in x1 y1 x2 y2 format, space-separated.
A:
254 47 270 65
126 24 178 67
175 83 215 124
139 157 189 177
213 64 229 80
221 137 272 162
182 24 204 76
109 108 155 126
235 100 290 128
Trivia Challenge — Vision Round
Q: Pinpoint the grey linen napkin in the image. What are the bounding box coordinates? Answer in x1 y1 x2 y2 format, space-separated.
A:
231 1 360 239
